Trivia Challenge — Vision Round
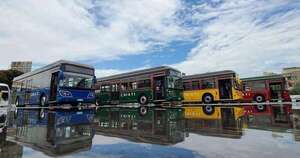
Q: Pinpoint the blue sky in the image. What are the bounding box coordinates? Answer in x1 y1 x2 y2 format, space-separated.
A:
0 0 300 77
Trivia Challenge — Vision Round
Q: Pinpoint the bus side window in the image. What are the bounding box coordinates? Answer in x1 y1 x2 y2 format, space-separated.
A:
138 79 151 88
202 79 215 89
192 81 200 90
112 84 118 92
132 82 137 90
252 81 265 90
183 82 192 90
121 83 127 91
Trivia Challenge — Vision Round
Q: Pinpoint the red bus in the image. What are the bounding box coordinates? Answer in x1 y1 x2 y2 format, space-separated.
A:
242 75 290 103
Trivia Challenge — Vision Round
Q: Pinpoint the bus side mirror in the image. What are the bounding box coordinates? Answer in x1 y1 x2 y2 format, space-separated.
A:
58 71 64 80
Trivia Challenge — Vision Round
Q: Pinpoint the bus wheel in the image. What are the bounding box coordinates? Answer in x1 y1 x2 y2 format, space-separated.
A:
203 105 215 115
39 108 45 119
40 95 47 106
256 104 266 112
138 95 148 105
254 95 265 103
202 93 214 104
14 98 19 118
139 106 148 116
39 95 47 119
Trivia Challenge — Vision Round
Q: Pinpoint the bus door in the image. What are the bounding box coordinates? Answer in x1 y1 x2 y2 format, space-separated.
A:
153 77 165 100
50 72 59 101
154 109 167 135
218 79 232 100
269 82 282 100
221 108 236 129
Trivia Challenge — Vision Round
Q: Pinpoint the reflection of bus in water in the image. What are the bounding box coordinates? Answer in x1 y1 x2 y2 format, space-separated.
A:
0 133 23 158
291 109 300 142
184 106 244 139
183 70 243 115
12 109 95 156
245 108 293 132
94 107 185 145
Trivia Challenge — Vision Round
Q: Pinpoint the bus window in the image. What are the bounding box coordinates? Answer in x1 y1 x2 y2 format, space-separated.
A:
138 79 151 88
192 81 200 90
202 79 215 89
111 84 118 92
101 85 111 92
183 82 192 90
251 81 265 90
132 82 137 90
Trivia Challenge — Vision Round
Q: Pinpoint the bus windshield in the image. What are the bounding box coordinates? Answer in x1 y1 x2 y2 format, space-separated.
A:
167 76 182 89
59 73 94 89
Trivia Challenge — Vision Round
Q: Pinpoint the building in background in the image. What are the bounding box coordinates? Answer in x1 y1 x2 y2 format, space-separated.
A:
10 61 32 73
283 67 300 90
263 71 278 76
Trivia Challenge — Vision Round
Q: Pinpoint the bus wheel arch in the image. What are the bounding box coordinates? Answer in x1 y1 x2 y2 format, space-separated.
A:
139 106 148 116
138 94 148 105
202 105 215 115
202 93 214 104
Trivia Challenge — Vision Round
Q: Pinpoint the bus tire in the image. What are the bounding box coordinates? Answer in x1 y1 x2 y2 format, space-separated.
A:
138 95 148 105
202 105 215 115
139 106 148 116
202 93 214 104
254 95 265 103
39 95 47 119
256 104 266 112
14 97 20 118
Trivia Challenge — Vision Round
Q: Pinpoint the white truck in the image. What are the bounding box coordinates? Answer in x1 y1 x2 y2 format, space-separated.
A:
0 83 10 134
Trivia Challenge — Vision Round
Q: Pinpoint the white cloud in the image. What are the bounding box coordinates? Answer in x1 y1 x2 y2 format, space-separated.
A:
175 0 300 77
0 0 191 69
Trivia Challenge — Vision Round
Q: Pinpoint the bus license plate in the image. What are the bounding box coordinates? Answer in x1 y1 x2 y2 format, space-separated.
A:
76 111 83 115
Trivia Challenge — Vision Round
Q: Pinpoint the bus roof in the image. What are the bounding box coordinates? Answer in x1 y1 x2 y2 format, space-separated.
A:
97 66 180 82
241 74 284 82
183 70 236 80
13 60 94 81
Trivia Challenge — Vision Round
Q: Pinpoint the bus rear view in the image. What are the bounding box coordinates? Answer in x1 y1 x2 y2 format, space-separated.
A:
12 60 96 114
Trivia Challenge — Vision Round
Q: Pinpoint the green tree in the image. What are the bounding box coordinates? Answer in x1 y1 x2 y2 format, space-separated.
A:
0 69 23 87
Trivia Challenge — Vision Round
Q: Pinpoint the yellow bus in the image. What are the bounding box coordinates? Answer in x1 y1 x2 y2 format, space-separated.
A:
183 70 243 104
184 106 245 139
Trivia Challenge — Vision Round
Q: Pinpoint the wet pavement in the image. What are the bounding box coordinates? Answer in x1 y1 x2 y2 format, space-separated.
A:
1 106 300 158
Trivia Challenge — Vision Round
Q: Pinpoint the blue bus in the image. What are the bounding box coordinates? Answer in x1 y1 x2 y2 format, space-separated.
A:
12 60 96 118
13 109 95 156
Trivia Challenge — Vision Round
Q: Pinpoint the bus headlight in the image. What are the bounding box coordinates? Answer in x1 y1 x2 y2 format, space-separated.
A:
59 90 72 97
